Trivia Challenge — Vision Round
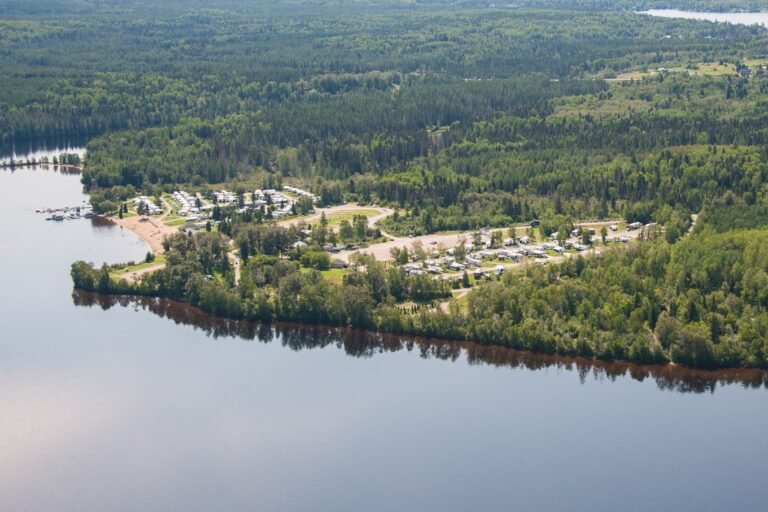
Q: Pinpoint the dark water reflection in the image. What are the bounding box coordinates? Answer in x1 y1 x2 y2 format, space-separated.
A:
73 291 768 395
0 136 88 162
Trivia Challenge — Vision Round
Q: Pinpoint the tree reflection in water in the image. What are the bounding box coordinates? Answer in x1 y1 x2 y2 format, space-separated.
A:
73 290 768 395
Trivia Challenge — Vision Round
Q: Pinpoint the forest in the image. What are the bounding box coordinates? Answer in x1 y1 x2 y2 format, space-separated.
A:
5 0 768 368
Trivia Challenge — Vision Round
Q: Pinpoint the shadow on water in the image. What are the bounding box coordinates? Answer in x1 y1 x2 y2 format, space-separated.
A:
1 163 82 175
0 135 90 159
72 290 768 395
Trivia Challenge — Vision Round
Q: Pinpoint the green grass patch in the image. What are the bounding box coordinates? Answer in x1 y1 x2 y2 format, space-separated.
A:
452 292 471 314
110 254 167 280
323 209 381 226
300 267 347 284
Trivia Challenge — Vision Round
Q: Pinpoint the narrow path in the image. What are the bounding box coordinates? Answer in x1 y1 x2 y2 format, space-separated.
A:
228 240 241 286
159 196 173 221
436 288 472 313
688 213 699 235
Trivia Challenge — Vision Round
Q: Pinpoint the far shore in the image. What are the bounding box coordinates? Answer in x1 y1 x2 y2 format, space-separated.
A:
109 214 180 254
0 162 83 171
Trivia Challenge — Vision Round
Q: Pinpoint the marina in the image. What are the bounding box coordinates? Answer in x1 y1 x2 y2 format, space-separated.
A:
37 203 94 221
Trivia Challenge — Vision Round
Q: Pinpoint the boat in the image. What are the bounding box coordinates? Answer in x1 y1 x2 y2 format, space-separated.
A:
52 213 64 221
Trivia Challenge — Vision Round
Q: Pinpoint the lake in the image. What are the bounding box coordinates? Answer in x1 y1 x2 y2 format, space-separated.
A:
1 162 768 512
642 9 768 27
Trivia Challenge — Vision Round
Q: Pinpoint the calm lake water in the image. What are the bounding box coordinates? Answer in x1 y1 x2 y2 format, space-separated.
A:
1 164 768 512
643 9 768 27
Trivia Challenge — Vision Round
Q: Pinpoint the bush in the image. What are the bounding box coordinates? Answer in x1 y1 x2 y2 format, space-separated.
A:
300 250 330 270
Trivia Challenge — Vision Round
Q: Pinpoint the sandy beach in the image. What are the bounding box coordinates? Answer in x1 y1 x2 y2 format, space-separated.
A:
110 215 180 254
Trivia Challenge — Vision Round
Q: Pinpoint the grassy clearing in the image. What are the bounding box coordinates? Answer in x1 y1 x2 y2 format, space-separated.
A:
554 96 653 117
300 267 347 284
110 254 167 279
611 59 768 81
323 208 381 226
452 292 470 313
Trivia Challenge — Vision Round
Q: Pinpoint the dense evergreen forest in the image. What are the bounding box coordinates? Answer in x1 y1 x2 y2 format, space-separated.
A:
5 0 768 368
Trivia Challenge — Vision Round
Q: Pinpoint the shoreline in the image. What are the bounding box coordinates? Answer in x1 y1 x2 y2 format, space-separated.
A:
72 290 768 384
107 214 180 254
0 162 83 171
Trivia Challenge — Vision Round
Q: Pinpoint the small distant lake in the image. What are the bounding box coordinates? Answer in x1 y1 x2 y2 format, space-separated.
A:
642 9 768 27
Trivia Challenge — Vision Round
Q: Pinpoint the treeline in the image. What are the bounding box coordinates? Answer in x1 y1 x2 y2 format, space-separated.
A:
72 219 768 369
1 2 758 145
78 76 600 192
461 226 768 368
375 141 768 235
72 230 452 327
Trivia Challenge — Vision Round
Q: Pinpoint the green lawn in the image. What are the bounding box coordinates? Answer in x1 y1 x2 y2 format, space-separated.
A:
110 254 167 279
452 292 471 313
300 267 347 284
611 59 766 81
323 209 381 226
